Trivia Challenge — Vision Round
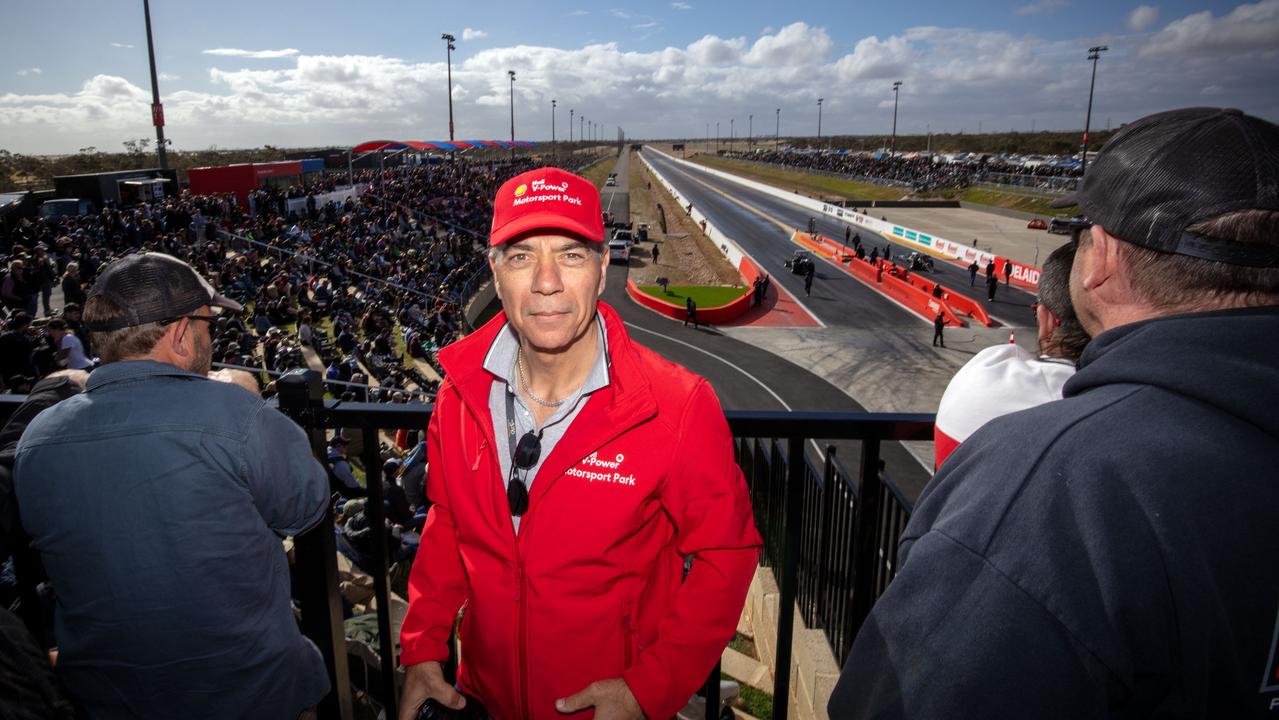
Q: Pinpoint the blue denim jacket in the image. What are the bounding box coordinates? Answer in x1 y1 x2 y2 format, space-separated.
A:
15 360 330 719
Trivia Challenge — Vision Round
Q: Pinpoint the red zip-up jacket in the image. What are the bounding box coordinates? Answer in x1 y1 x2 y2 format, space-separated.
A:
400 302 762 720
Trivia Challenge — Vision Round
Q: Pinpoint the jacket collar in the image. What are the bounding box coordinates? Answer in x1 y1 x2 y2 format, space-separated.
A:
439 301 660 522
86 359 203 392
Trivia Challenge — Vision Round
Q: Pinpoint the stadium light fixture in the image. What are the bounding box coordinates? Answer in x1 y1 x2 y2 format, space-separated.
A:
817 98 824 145
508 70 516 144
730 117 734 153
442 34 457 141
776 108 780 148
749 114 753 148
1081 45 1108 172
891 81 902 154
570 108 574 143
716 121 720 152
552 99 557 160
142 0 167 169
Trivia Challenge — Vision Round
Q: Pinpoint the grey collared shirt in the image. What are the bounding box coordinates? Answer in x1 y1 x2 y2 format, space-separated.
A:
485 315 611 533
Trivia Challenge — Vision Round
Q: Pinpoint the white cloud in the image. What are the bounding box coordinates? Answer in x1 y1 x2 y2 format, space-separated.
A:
671 2 692 9
462 28 487 41
1128 5 1160 31
159 72 181 82
110 42 134 49
565 9 589 16
202 48 300 59
1139 0 1279 56
610 9 633 20
2 17 1277 153
634 21 658 29
1015 0 1069 15
15 68 42 76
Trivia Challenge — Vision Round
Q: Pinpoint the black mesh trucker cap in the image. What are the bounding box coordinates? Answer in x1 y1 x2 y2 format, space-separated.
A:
85 252 243 331
1052 107 1279 267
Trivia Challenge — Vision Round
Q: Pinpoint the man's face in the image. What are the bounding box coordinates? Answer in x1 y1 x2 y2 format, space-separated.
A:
489 234 607 354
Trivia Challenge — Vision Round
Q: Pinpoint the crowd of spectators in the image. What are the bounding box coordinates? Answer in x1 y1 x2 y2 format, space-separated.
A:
0 156 539 402
726 148 1083 192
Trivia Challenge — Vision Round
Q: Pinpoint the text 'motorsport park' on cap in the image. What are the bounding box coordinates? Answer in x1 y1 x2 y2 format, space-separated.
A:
1053 106 1279 268
489 167 605 247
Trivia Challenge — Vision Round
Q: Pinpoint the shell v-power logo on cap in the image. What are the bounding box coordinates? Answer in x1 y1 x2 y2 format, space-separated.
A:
514 184 528 197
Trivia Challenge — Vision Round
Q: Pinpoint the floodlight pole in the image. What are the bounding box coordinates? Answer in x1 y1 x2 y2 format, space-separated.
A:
748 114 753 148
508 70 516 144
817 98 824 146
570 108 574 143
730 118 734 153
442 34 456 141
142 0 167 169
551 99 556 161
1081 45 1108 172
891 80 902 153
776 108 780 148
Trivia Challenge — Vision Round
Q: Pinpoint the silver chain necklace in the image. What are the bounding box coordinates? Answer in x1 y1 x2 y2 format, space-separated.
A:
516 348 568 408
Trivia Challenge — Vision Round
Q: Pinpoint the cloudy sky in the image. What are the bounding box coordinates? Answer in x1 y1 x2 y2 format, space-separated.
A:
2 0 1277 153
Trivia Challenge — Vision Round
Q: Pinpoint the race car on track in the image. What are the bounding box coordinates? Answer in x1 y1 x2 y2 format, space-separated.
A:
1027 218 1048 230
784 250 815 275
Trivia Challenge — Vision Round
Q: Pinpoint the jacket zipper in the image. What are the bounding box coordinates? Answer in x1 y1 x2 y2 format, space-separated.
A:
516 555 531 719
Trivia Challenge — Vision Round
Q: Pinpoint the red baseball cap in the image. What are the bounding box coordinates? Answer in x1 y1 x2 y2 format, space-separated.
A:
489 167 605 247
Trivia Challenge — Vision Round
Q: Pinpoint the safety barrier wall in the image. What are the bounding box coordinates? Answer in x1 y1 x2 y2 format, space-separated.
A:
631 149 761 324
889 269 994 327
792 233 965 328
652 149 1042 291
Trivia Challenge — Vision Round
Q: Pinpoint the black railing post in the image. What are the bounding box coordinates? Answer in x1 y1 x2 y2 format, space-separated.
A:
772 435 805 720
848 439 884 643
361 426 399 716
815 445 837 630
278 370 354 720
702 661 721 720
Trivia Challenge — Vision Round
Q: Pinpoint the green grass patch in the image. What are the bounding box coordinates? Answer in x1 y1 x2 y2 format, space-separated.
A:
691 156 904 202
723 673 774 720
639 284 748 308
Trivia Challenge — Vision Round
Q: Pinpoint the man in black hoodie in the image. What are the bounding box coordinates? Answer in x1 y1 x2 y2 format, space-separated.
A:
831 107 1279 718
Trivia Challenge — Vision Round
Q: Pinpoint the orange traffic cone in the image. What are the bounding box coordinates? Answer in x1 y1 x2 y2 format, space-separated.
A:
1008 329 1017 344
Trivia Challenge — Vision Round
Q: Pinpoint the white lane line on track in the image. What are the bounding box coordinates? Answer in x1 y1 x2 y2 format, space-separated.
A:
624 320 830 460
647 155 826 328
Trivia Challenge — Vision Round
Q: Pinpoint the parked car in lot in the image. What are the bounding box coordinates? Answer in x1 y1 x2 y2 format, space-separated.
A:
1026 218 1048 230
612 228 634 245
608 237 630 263
784 250 815 275
605 176 616 187
637 223 649 242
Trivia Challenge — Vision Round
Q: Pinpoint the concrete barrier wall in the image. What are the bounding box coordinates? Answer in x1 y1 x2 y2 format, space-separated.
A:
650 149 1041 291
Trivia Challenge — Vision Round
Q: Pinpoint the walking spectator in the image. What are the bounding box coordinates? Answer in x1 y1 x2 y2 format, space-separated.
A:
684 296 698 328
30 246 57 317
968 260 979 286
60 262 86 308
651 244 660 265
1003 259 1013 285
932 312 946 348
986 273 998 301
804 264 815 296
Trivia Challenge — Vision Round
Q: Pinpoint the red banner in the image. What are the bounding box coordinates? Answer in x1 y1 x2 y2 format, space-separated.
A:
152 102 165 128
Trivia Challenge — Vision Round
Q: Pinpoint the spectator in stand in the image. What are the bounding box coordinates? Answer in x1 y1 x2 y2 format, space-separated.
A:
0 314 38 391
326 435 365 498
831 106 1279 719
61 303 93 360
60 261 87 308
30 246 57 317
45 319 92 371
14 252 331 719
932 243 1087 468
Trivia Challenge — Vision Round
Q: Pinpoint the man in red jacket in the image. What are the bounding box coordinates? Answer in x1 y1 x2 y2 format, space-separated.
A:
399 167 762 720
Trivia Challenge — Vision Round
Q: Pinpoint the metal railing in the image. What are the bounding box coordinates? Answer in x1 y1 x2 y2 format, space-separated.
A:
3 379 933 720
